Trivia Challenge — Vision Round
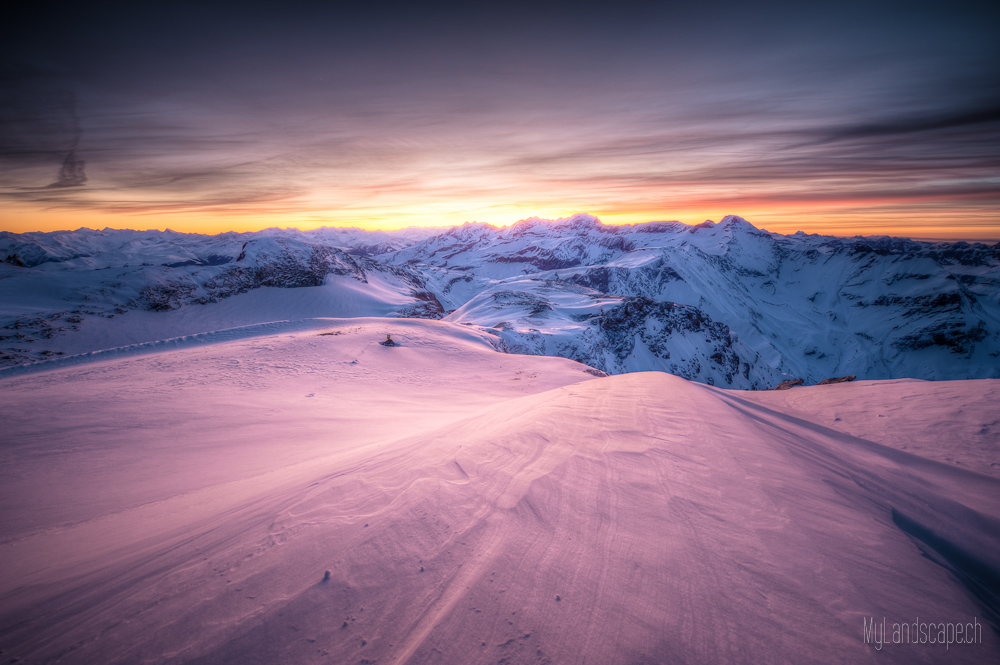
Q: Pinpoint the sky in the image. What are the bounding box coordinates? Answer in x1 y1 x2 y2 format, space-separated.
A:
2 1 999 240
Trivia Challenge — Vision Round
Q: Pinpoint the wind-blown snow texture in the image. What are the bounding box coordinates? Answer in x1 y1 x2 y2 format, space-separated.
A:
0 321 997 664
3 215 999 387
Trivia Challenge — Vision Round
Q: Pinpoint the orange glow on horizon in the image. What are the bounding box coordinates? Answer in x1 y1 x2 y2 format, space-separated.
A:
2 197 998 242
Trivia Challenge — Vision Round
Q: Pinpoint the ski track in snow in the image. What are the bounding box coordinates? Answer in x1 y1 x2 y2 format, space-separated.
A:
0 319 337 378
0 319 998 664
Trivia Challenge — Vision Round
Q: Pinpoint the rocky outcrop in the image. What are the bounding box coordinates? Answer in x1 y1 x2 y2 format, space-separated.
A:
816 375 856 385
458 281 779 389
771 379 805 390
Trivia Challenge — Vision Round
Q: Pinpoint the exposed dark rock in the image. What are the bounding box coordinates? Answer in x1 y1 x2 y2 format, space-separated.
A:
134 282 197 311
596 297 727 362
396 291 445 319
442 275 474 294
133 244 374 311
484 295 768 387
816 375 857 385
163 254 233 268
489 291 553 317
893 320 988 355
771 379 805 390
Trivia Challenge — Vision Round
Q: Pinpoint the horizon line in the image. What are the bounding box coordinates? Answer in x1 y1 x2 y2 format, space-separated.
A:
4 213 999 245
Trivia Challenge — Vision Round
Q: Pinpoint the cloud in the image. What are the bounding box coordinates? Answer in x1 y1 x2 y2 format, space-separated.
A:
0 62 92 192
843 104 996 150
46 150 87 187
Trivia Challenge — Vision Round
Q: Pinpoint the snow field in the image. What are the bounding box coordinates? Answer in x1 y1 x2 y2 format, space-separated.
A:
0 319 997 664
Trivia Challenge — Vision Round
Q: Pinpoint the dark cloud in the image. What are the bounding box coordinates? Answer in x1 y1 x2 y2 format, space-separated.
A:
46 150 86 187
809 105 1000 145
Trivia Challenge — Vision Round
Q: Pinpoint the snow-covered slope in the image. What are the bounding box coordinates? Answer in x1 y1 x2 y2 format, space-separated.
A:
1 322 997 663
387 214 1000 383
448 278 779 388
3 215 999 384
0 228 443 365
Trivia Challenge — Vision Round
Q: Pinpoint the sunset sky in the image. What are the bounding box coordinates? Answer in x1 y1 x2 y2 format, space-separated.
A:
2 1 999 240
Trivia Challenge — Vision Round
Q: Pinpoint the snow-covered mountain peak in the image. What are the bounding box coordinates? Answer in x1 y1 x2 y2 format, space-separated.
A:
506 213 606 237
717 214 755 229
442 221 496 240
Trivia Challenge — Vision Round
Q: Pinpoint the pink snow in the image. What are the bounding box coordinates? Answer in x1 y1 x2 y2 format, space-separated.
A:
1 319 997 664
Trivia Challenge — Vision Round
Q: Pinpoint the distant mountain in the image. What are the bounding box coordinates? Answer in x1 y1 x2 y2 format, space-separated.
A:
447 279 778 389
2 216 998 386
385 214 1000 385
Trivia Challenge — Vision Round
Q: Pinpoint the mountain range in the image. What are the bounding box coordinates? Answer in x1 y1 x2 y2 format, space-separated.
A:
3 214 998 387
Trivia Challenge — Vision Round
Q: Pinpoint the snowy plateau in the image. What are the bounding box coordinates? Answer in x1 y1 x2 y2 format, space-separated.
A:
0 215 998 664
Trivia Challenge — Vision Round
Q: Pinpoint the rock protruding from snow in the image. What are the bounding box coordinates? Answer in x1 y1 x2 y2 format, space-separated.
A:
772 378 805 390
448 279 778 389
816 375 857 385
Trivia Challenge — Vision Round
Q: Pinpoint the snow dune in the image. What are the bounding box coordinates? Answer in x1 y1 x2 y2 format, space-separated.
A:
1 320 997 664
